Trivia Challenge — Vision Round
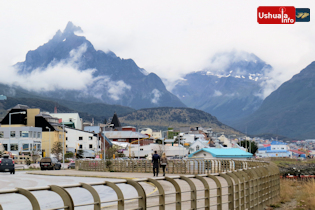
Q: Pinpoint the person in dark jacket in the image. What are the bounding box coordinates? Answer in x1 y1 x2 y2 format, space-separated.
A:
152 151 160 176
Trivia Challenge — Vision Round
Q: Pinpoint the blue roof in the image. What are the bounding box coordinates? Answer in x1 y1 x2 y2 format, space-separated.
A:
188 148 253 158
266 150 289 153
271 141 287 145
258 146 271 151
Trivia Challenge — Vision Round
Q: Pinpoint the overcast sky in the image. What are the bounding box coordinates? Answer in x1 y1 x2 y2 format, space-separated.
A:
1 0 315 96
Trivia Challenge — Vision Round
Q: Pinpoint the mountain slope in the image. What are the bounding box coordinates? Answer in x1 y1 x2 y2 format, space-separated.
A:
172 51 271 124
120 107 243 135
14 21 185 109
233 61 315 139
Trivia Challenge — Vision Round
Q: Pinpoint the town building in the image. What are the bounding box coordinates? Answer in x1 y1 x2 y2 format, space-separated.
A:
49 113 83 130
256 141 291 158
0 104 66 158
0 126 42 156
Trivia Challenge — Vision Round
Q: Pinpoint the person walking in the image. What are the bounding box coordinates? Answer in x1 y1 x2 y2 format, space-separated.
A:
160 152 168 176
152 151 160 177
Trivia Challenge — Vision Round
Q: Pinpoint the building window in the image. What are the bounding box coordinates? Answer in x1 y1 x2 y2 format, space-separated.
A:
21 131 29 138
59 134 62 139
79 137 83 140
66 145 68 148
99 146 100 148
37 132 41 138
33 132 36 138
10 131 15 138
23 144 29 151
140 148 143 151
203 153 206 157
29 131 32 138
66 137 68 141
196 146 200 151
89 144 93 149
79 144 82 149
37 144 41 151
3 144 7 151
89 136 93 140
0 131 3 138
10 144 18 151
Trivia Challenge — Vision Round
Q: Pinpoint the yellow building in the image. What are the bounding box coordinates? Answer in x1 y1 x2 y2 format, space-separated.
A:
0 104 66 158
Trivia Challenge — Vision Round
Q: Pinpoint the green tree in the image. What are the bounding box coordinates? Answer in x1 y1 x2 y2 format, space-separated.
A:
65 152 74 159
51 142 63 161
238 140 258 155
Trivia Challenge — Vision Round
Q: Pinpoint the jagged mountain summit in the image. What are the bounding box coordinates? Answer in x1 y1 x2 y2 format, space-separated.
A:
171 51 272 125
233 61 315 139
14 22 185 109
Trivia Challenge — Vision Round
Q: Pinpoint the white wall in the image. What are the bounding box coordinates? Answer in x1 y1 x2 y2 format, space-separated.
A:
50 113 82 130
65 128 99 151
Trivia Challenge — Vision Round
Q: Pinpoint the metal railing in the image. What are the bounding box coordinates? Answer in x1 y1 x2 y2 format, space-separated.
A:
0 161 279 210
76 159 268 174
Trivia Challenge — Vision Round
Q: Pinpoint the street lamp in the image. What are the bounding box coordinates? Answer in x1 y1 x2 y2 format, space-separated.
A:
9 111 26 152
46 127 51 157
62 123 65 170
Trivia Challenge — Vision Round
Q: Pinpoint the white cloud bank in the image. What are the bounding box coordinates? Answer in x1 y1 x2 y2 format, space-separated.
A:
0 44 96 92
151 89 162 104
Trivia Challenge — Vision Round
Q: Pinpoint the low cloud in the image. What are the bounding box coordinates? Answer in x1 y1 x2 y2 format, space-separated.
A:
107 80 131 101
151 89 161 104
0 44 96 92
213 90 222 97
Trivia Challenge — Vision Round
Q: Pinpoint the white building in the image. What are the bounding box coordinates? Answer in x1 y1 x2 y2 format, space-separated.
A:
189 139 210 153
49 113 83 130
65 127 100 152
0 127 42 156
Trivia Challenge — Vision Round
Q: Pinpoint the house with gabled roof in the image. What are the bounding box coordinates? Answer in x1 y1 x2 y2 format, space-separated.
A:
188 148 253 159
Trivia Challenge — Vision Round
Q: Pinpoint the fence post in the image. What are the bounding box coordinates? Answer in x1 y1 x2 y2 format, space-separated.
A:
208 174 222 210
50 185 74 210
80 183 101 210
106 181 125 210
220 173 234 210
165 176 181 210
227 172 240 210
148 178 165 210
127 180 146 209
16 188 41 210
180 176 197 210
195 175 210 210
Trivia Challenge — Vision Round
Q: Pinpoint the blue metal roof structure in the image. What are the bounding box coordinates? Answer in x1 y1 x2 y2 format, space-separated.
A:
188 148 253 158
101 133 113 147
270 141 287 145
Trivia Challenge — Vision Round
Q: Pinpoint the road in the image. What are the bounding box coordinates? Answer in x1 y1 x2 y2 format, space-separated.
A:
0 171 155 210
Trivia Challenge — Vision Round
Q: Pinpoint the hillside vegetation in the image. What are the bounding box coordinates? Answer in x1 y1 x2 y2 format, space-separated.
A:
120 107 243 135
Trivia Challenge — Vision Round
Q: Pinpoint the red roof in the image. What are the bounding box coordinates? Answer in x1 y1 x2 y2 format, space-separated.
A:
263 144 271 147
290 150 305 155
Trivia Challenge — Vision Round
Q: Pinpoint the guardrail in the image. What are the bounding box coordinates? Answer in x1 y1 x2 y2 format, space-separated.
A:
0 161 279 210
76 159 268 174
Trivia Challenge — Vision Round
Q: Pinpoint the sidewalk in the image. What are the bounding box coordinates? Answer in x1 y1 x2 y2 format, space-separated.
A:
27 170 183 179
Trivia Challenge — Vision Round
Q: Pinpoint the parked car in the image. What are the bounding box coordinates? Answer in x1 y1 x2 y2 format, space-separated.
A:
40 157 61 170
68 162 75 169
0 155 15 174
